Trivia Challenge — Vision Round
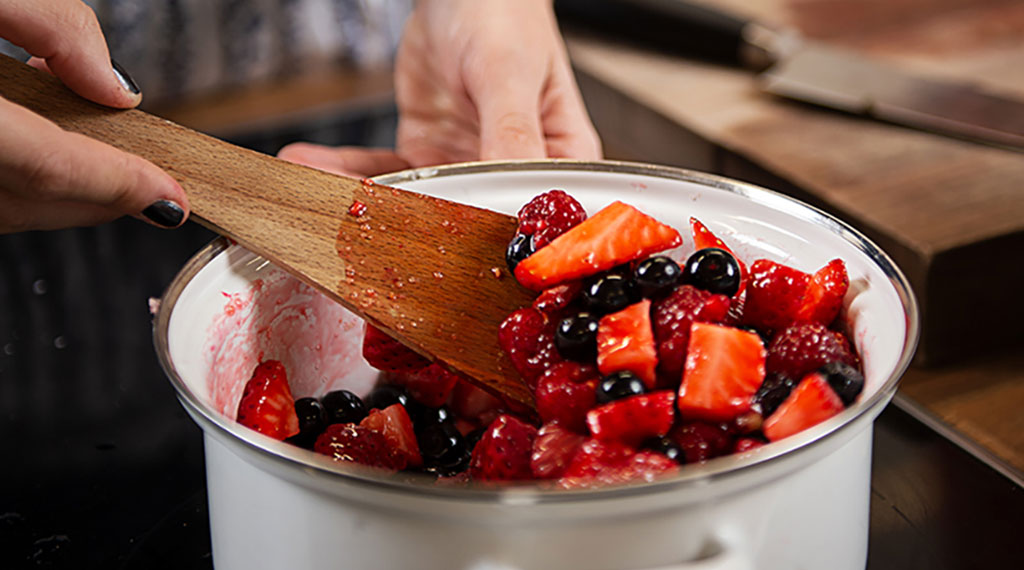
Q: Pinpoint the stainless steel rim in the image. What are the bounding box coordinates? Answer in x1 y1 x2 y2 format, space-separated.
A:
154 159 920 504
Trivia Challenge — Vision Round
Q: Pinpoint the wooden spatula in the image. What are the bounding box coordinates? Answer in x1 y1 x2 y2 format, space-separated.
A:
0 55 538 410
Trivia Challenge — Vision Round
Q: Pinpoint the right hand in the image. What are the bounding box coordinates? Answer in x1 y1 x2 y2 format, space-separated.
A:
0 0 189 233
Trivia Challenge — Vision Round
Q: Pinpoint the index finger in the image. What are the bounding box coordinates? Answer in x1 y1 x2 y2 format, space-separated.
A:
0 0 140 108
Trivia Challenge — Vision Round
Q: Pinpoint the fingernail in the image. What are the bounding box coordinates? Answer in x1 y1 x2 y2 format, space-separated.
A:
142 200 184 228
111 59 141 95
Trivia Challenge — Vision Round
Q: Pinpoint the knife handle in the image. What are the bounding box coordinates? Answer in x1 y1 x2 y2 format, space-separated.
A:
555 0 781 70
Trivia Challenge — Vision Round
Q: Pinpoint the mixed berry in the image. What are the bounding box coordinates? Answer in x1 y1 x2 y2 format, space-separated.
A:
234 190 865 489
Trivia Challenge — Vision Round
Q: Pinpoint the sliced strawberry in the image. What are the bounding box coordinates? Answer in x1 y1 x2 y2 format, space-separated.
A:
530 422 587 479
597 299 658 388
359 403 422 468
534 361 599 433
742 259 811 332
766 322 859 380
558 439 679 489
467 414 539 481
388 362 460 407
586 391 676 447
690 217 747 295
497 307 564 389
651 285 732 387
733 436 767 453
517 189 588 249
448 379 506 427
762 372 845 442
362 324 430 372
532 281 583 314
794 259 849 326
236 360 300 440
677 323 766 422
514 201 683 291
313 423 405 470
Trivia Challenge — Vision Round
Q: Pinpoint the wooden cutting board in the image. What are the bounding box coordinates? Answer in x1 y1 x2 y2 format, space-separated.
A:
565 0 1024 366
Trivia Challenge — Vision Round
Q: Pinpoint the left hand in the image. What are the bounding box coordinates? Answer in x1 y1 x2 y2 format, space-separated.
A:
279 0 601 178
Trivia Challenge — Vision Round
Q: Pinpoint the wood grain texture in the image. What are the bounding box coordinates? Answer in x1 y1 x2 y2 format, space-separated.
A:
0 55 536 410
565 0 1024 365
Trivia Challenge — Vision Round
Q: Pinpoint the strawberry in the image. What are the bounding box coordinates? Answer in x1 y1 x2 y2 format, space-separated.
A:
514 201 683 291
534 361 599 433
497 307 563 389
362 324 430 372
530 422 587 479
468 414 539 481
597 299 658 388
677 323 766 422
388 362 460 407
360 403 422 468
690 217 748 295
766 322 859 380
236 360 300 440
762 372 845 442
651 285 731 387
794 259 849 326
586 391 676 447
558 439 679 489
733 436 767 453
532 281 583 314
517 189 588 249
313 423 405 470
742 259 810 332
668 421 734 463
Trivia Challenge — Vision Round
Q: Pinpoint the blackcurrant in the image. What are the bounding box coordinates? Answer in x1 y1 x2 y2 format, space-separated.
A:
683 248 741 296
819 361 864 406
294 397 326 438
555 312 600 361
596 370 646 404
635 256 682 299
753 374 795 417
644 436 685 464
506 233 535 272
583 273 636 315
362 384 412 413
321 389 367 424
417 420 469 473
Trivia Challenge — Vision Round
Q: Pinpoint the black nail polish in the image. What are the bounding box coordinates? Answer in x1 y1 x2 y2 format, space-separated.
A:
142 200 184 228
111 59 141 95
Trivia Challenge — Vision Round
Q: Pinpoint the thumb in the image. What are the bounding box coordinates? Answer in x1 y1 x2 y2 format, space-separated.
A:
471 65 547 161
1 1 141 109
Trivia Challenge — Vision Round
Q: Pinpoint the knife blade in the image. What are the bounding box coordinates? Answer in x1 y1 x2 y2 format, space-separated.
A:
555 0 1024 151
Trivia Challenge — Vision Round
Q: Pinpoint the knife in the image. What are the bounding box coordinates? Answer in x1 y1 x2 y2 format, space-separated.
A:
554 0 1024 151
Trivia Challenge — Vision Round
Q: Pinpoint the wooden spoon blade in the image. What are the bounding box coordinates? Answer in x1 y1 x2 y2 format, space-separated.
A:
0 55 537 409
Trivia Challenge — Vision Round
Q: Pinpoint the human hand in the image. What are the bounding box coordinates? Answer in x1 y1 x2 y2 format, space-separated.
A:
0 1 188 233
279 0 601 177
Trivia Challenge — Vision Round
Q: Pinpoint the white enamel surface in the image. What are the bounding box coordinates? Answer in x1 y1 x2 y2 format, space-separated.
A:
159 161 915 570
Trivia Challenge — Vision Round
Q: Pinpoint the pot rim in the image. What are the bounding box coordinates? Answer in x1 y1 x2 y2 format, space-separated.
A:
153 158 919 503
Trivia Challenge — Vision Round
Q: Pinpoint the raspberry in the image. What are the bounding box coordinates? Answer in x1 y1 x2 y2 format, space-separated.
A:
516 189 587 249
534 361 599 433
669 421 733 464
497 307 564 390
650 285 731 386
766 322 859 380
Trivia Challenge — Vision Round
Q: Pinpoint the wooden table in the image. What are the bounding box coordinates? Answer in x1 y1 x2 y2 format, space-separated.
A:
564 0 1024 482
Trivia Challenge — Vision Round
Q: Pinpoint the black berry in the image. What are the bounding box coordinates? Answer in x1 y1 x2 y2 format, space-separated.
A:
583 273 636 315
555 312 600 361
683 248 741 296
321 390 367 424
417 420 470 474
819 361 864 406
635 256 682 299
286 397 327 448
596 370 646 404
506 233 535 272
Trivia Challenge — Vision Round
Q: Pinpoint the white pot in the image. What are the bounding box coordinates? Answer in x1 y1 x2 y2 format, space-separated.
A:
154 160 918 570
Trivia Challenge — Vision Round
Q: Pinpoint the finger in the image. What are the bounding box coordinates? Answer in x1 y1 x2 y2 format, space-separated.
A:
467 54 548 161
0 96 188 231
278 143 411 178
0 1 141 108
540 72 603 160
